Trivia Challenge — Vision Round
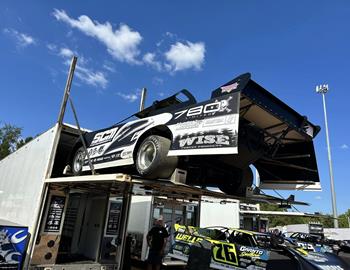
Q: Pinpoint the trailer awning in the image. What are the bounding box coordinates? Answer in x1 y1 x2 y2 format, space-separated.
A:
239 210 319 217
46 174 310 206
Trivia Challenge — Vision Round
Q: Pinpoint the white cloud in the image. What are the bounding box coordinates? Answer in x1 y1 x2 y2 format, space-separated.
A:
53 9 142 64
152 77 164 86
103 61 116 72
59 47 75 58
315 195 322 200
55 46 108 89
116 89 141 103
165 32 176 39
3 28 36 47
165 41 205 72
143 52 162 71
341 144 349 150
47 43 57 51
75 65 108 89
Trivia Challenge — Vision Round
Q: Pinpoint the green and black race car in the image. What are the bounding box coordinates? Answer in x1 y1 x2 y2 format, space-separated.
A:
168 225 349 270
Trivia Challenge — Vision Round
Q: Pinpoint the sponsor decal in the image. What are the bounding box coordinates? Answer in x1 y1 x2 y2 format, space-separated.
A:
84 151 122 165
221 82 239 94
179 134 230 148
44 196 65 232
319 266 344 270
0 226 29 269
303 123 314 137
121 150 132 159
239 246 264 257
175 233 203 244
173 129 238 151
91 127 119 146
168 94 239 154
88 145 106 158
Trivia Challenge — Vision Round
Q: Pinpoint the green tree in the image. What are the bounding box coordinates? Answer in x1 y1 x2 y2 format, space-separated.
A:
16 136 33 149
0 123 32 160
260 203 338 228
260 203 349 229
338 209 350 228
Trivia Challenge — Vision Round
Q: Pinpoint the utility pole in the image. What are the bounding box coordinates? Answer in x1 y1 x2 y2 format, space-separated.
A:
316 84 338 228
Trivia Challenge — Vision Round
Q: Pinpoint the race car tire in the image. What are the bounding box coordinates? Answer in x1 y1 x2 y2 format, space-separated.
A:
72 146 85 176
136 135 178 179
218 167 253 196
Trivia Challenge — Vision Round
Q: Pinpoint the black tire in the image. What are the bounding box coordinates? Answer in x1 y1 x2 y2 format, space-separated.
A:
135 135 178 179
71 146 85 176
218 167 253 196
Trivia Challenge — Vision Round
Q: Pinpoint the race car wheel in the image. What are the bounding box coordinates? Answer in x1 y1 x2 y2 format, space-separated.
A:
218 167 253 196
136 135 178 179
72 146 85 176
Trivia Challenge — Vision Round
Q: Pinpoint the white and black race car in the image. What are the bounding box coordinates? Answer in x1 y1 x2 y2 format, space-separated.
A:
66 73 321 196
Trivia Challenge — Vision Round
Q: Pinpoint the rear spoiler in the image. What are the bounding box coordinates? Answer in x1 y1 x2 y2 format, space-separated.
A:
213 73 321 190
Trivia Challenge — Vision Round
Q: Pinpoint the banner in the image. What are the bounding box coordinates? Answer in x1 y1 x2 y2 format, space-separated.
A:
0 226 29 270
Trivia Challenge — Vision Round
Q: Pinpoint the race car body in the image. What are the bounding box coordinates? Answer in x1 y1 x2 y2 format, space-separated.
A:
339 240 350 254
168 225 349 270
288 232 339 253
169 225 270 270
67 73 321 195
286 247 349 270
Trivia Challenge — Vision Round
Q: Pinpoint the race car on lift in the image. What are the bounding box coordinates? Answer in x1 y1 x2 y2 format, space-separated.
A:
66 73 321 196
168 225 349 270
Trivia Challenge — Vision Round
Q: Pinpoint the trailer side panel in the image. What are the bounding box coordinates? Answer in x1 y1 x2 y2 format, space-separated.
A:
0 126 57 233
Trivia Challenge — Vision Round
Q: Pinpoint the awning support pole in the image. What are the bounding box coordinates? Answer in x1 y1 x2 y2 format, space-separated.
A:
57 56 77 126
69 97 96 174
116 181 133 270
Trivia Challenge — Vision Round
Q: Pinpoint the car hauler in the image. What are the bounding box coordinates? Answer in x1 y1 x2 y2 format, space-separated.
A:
0 58 323 269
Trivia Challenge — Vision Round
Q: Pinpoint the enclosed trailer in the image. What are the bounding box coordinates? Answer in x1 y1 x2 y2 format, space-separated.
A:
0 58 323 269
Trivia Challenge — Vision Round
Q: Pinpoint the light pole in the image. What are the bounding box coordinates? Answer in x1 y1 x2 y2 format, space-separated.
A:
316 84 338 228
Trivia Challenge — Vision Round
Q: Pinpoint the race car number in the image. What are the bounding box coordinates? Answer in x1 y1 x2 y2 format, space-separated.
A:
297 242 315 251
212 242 239 266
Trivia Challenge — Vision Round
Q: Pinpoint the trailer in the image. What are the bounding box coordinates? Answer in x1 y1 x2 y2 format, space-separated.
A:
0 57 323 269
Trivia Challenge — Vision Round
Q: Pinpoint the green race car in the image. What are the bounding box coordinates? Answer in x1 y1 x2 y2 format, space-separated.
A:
168 225 349 270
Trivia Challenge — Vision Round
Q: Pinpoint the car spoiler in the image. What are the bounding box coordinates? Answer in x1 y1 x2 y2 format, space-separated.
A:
213 73 321 190
136 89 197 118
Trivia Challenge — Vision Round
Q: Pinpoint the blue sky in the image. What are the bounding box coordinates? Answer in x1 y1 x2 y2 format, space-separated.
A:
1 1 349 215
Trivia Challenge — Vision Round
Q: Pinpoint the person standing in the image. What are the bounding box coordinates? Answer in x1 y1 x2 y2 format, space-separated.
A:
146 217 169 270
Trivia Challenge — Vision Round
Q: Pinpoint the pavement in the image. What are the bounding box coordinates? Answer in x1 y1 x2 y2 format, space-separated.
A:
130 251 350 269
266 251 298 270
339 251 350 265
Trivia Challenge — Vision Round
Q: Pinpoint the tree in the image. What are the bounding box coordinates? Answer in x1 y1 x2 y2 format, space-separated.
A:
0 123 32 160
16 136 33 149
259 203 308 227
260 203 349 229
338 209 350 228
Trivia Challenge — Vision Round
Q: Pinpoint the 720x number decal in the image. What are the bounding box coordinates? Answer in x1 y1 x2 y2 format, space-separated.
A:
212 242 239 266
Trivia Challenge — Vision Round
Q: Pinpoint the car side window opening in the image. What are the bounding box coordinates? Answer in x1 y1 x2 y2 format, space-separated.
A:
229 231 253 247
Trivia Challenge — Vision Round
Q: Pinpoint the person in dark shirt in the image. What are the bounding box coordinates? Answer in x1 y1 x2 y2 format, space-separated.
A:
146 217 169 270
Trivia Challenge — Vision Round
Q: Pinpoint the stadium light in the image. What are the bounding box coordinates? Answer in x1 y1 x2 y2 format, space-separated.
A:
316 84 338 228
